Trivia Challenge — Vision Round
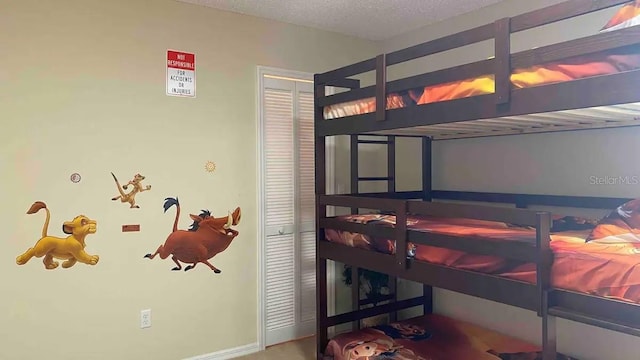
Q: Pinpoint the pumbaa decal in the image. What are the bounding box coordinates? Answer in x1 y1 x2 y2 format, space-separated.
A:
144 197 241 274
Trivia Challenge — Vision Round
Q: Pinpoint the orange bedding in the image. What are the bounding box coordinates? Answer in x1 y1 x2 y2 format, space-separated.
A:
324 213 640 304
323 1 640 120
324 313 577 360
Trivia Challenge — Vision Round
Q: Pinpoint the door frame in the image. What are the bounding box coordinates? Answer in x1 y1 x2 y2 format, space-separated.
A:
256 66 336 351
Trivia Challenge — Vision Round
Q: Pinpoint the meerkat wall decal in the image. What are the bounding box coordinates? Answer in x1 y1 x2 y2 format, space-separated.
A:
110 172 151 209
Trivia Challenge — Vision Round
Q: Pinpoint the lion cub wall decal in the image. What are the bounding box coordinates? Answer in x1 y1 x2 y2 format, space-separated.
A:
16 201 100 270
110 172 151 209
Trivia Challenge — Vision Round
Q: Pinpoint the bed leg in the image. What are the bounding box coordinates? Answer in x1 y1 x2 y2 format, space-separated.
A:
351 266 361 331
317 257 328 359
389 276 398 322
542 313 557 360
542 290 557 360
423 285 433 315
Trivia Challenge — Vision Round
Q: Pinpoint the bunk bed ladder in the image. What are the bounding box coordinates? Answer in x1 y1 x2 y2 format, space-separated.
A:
350 134 399 330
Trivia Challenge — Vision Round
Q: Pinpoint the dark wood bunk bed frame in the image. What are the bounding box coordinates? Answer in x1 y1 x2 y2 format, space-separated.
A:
313 0 640 359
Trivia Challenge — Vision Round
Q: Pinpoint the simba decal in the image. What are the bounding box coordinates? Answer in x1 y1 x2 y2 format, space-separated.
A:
110 172 152 209
16 201 99 270
144 197 241 274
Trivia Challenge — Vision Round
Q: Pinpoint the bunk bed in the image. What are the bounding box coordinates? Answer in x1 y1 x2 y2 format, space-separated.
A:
314 1 640 359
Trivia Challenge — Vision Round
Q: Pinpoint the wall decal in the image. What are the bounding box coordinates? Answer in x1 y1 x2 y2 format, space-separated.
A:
144 197 241 274
122 224 140 232
16 201 99 270
110 172 151 209
205 161 216 173
70 173 81 183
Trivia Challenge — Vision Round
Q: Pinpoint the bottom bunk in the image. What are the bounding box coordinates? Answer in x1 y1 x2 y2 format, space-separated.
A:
323 313 576 360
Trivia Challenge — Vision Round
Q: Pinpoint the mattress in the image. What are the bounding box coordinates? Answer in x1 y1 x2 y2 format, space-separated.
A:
323 1 640 121
324 213 640 304
324 313 577 360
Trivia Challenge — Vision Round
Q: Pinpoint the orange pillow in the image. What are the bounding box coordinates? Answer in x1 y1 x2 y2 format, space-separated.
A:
601 1 640 31
586 198 640 243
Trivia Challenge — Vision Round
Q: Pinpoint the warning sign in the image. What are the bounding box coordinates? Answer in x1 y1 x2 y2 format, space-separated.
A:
167 50 195 97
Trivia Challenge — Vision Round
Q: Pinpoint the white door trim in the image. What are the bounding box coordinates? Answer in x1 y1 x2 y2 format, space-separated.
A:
256 66 336 351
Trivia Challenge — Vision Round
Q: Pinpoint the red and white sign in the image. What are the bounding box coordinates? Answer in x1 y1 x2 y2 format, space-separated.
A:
166 50 196 97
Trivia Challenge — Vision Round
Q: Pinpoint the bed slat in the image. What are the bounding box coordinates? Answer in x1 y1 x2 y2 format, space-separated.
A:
550 290 640 327
318 194 404 212
323 78 360 89
317 85 374 107
319 241 398 274
512 28 640 69
406 260 540 311
316 57 376 84
511 0 630 33
408 231 538 262
319 218 396 239
386 23 495 65
430 190 630 209
548 307 640 337
407 200 542 226
326 296 425 327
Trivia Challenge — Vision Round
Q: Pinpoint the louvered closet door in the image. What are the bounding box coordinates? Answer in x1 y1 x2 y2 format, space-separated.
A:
263 76 316 346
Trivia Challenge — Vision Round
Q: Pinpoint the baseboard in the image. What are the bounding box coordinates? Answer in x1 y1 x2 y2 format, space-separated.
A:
183 342 260 360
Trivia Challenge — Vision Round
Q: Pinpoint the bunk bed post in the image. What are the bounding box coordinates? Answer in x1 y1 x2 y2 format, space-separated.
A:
422 137 432 201
542 290 557 360
350 265 361 331
387 135 396 193
536 212 556 360
494 17 511 105
314 76 329 359
349 134 361 331
387 136 398 322
421 136 434 315
350 135 359 215
375 54 387 122
387 135 398 323
395 201 408 272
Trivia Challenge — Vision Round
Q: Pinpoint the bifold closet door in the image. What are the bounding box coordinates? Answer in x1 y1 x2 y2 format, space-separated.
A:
263 76 316 346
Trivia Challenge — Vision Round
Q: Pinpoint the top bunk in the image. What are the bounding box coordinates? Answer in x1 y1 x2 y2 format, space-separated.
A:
314 0 640 140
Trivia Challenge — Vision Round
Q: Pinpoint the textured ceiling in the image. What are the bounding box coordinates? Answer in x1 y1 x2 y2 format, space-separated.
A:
175 0 509 41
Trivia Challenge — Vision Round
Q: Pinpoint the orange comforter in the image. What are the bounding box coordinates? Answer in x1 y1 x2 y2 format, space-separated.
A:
325 214 640 304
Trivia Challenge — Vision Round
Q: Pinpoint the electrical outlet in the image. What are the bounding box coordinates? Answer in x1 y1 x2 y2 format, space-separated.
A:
140 309 151 329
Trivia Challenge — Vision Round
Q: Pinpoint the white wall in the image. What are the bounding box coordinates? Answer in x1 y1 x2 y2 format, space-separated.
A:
374 1 640 359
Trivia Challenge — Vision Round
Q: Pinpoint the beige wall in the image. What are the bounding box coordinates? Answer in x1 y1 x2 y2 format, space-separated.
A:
0 1 377 359
376 1 640 359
